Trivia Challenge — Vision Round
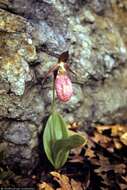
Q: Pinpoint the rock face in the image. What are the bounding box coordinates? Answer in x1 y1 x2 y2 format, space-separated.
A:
0 0 127 174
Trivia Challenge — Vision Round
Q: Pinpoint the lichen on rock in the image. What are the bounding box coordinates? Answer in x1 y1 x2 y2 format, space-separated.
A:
0 10 37 95
0 8 28 32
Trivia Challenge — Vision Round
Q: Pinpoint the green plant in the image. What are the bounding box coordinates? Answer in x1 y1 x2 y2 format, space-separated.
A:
43 52 87 169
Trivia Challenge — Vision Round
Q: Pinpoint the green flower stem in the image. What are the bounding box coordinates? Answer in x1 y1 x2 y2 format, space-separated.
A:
51 74 56 113
51 74 57 152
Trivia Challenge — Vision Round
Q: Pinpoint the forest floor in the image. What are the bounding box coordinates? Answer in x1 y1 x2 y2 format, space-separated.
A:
0 123 127 190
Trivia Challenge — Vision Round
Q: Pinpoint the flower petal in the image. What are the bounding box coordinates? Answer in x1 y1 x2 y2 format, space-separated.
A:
55 74 73 102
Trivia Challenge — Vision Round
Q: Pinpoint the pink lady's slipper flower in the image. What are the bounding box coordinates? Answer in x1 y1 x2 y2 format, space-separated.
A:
42 51 73 102
55 73 73 102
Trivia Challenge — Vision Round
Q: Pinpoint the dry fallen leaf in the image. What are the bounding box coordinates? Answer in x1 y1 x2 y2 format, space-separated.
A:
100 173 109 187
120 132 127 145
70 146 82 156
38 172 85 190
121 176 127 183
96 124 127 137
96 124 127 136
50 172 72 190
96 125 112 133
94 159 126 176
92 155 111 177
91 132 112 149
119 183 127 190
113 164 126 174
50 172 85 190
68 155 84 163
71 179 83 190
111 125 126 137
68 122 81 131
119 176 127 190
94 124 127 152
38 182 54 190
85 148 95 158
113 139 122 149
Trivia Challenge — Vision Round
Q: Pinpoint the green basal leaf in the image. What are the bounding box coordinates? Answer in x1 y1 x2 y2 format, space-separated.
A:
43 112 69 167
52 134 87 169
53 134 86 153
53 149 69 169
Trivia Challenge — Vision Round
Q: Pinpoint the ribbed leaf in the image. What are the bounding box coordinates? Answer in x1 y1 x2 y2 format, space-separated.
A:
53 134 86 169
43 112 69 167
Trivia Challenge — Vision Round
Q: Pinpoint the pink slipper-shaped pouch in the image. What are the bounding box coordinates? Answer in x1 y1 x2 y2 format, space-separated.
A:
55 74 73 102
